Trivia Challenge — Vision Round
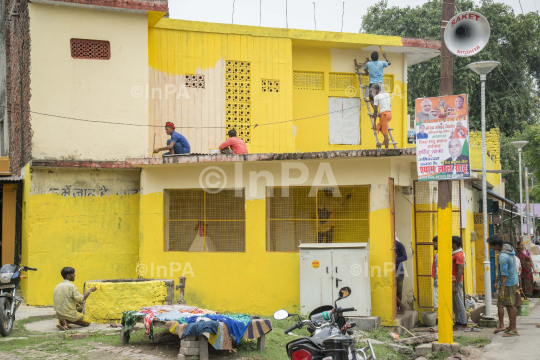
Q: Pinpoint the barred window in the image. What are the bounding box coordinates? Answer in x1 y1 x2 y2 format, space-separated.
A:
165 189 245 252
70 39 111 60
293 71 324 90
267 186 369 252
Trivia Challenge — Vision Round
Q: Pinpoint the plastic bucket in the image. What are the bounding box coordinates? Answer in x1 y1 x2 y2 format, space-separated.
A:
517 299 529 316
421 311 437 327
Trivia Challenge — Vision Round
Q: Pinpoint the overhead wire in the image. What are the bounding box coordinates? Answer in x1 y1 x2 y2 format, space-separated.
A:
1 63 475 132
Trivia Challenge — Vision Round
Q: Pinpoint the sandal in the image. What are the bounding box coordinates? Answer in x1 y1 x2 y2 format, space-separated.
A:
493 328 506 334
502 331 519 337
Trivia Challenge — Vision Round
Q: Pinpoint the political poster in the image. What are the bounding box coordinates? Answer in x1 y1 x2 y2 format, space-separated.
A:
415 94 470 181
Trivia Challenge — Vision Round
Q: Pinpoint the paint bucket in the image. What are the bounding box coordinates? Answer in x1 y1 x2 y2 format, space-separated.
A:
421 311 437 327
209 148 220 155
517 299 529 316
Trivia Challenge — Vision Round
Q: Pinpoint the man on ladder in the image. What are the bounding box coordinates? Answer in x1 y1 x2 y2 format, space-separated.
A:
372 84 392 149
364 50 391 111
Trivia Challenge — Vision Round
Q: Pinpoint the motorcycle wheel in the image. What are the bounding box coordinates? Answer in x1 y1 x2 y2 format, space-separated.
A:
0 297 14 337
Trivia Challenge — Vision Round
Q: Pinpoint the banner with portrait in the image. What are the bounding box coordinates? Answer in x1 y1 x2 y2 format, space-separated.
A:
415 94 470 181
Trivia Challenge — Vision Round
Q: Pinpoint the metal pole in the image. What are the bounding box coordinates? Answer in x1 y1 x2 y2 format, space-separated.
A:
533 177 536 240
526 167 530 237
480 74 492 317
519 148 524 237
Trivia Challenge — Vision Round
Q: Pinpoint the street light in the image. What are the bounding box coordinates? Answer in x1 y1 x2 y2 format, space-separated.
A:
511 140 528 237
467 60 499 319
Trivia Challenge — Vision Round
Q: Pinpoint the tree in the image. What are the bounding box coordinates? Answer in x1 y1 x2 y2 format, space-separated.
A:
361 0 540 203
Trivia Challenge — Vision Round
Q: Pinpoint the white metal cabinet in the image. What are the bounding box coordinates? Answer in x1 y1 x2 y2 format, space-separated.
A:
299 243 371 317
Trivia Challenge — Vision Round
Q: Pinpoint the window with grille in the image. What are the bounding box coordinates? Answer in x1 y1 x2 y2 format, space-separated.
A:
165 189 245 252
267 186 369 252
293 71 324 90
225 61 251 143
360 74 395 93
261 79 280 93
329 73 356 91
70 39 111 60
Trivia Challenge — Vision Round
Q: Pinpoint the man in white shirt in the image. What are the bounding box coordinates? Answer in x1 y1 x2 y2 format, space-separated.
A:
373 84 392 149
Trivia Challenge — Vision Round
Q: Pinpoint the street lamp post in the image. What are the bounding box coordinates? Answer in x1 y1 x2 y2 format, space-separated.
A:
467 60 499 319
511 140 528 238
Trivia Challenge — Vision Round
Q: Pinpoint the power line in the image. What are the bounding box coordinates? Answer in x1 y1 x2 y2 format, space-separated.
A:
518 0 524 13
0 63 476 132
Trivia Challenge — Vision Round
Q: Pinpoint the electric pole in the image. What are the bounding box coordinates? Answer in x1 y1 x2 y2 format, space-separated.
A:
437 0 455 345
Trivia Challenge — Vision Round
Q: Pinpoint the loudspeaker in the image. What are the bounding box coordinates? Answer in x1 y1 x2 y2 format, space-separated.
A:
444 11 490 57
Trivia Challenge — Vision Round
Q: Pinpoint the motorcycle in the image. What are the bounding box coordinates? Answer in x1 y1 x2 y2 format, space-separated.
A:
0 264 37 336
274 286 376 360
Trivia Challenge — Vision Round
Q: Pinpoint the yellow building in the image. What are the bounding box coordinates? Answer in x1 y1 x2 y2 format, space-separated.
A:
4 0 515 328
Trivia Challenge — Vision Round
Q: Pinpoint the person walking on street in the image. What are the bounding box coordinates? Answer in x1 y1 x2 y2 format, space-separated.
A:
488 235 519 337
395 236 407 314
452 236 467 330
516 240 535 298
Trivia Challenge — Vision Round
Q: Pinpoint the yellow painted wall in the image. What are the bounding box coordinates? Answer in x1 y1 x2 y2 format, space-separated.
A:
28 3 149 161
138 157 413 322
85 281 167 323
1 184 17 265
21 168 140 305
148 27 294 154
292 48 405 152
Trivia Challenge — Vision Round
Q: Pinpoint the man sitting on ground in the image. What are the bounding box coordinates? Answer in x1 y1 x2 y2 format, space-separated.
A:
153 122 191 156
53 267 97 331
219 129 248 154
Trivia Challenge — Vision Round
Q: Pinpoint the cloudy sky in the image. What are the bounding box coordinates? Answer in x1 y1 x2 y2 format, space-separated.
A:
168 0 538 34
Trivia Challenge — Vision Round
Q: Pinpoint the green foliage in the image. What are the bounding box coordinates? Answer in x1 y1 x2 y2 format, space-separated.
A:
361 1 540 204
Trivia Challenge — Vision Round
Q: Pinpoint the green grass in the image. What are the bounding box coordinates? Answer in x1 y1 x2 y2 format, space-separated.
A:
425 351 451 360
453 335 490 347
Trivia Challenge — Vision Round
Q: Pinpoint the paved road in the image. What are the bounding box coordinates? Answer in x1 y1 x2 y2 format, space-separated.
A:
482 300 540 359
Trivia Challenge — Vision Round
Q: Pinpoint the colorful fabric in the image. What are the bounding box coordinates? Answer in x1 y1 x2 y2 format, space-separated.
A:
517 250 534 296
183 320 219 338
497 284 518 307
242 319 273 340
432 252 438 287
121 311 140 343
53 280 85 323
165 122 175 130
205 314 252 345
208 322 233 350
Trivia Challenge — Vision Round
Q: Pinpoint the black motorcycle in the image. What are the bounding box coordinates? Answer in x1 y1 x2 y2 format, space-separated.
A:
274 286 376 360
0 264 37 336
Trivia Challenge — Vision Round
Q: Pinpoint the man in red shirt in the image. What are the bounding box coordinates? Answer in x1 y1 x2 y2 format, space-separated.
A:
452 236 467 330
219 129 248 154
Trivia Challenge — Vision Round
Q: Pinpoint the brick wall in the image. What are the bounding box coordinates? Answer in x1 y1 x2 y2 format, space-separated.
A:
6 0 31 175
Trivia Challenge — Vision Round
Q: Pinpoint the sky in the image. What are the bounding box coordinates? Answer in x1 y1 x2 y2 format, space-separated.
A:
168 0 539 34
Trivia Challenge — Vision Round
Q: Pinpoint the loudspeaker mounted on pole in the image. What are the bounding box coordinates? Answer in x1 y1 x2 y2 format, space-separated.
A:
444 11 490 57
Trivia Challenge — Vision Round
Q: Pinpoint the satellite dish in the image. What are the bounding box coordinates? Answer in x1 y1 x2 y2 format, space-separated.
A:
444 11 490 57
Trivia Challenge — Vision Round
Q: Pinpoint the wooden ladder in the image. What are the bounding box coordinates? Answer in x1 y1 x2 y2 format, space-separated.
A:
354 59 398 149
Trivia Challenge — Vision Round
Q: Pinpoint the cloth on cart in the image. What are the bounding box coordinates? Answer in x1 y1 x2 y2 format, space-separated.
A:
242 319 273 340
208 321 233 350
205 314 252 345
121 311 140 343
183 320 219 338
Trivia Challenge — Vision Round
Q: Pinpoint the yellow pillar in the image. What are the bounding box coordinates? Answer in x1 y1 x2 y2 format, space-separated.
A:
2 184 17 265
437 205 453 343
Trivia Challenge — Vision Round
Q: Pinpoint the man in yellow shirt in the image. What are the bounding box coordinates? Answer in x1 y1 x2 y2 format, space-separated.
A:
53 267 97 330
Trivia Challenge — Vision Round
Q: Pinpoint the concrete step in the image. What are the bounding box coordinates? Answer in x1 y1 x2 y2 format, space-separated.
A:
347 316 381 331
395 310 418 335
